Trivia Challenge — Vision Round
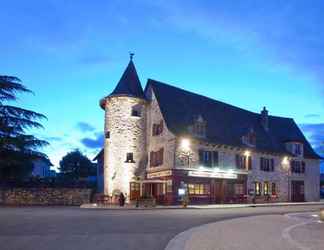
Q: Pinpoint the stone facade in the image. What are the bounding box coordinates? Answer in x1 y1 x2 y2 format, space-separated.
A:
146 87 176 173
0 188 92 206
103 96 147 199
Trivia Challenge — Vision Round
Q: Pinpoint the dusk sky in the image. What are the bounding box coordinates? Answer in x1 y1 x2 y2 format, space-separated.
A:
1 0 323 171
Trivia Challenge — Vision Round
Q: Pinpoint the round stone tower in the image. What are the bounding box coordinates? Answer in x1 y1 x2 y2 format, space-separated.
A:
100 56 147 201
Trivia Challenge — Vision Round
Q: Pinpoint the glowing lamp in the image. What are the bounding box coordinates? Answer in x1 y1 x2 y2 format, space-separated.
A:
181 138 190 150
244 150 250 156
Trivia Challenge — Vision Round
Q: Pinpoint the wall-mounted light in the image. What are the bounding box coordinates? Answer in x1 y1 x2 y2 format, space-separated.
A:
282 156 289 165
181 138 190 151
244 150 251 156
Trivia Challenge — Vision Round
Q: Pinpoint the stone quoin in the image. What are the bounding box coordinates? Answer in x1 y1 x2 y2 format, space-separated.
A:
96 56 322 205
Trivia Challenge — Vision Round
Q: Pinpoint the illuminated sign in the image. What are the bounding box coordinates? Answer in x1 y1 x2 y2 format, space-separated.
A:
188 170 237 179
147 170 172 179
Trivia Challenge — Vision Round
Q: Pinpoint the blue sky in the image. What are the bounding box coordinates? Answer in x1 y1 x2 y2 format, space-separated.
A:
0 0 323 171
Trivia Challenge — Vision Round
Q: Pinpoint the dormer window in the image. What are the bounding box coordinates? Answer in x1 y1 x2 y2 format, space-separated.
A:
189 115 206 138
242 128 256 147
131 104 142 117
285 142 303 157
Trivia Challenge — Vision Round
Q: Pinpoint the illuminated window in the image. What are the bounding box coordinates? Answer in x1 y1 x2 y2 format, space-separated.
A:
264 182 270 195
255 182 261 196
188 183 210 195
272 183 277 195
125 153 135 163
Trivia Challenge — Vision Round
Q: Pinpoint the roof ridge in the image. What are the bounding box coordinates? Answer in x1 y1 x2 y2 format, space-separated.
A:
147 78 293 120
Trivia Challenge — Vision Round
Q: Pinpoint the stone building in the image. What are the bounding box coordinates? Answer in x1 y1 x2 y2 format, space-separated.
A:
99 57 322 204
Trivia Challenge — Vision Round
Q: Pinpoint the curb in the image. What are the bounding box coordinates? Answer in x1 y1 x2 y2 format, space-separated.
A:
80 201 324 210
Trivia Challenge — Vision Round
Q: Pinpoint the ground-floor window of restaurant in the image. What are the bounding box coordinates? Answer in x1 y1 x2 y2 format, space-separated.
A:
264 182 270 195
234 183 245 195
255 182 261 196
272 183 277 195
188 184 210 195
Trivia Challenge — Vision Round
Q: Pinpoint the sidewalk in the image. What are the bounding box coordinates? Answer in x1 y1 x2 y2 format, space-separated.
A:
165 212 324 250
80 201 324 210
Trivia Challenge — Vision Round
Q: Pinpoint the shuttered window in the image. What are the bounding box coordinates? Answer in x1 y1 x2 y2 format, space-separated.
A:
199 150 219 167
235 155 252 170
150 148 164 167
260 157 275 172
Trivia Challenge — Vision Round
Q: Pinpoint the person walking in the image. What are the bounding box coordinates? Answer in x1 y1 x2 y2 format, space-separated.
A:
119 192 125 207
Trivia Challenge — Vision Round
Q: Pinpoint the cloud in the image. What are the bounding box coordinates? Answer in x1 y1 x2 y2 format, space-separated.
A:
80 132 104 149
304 114 321 119
299 123 324 156
76 122 96 132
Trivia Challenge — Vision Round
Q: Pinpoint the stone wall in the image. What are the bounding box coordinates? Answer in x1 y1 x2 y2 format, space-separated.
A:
0 188 92 206
104 96 147 198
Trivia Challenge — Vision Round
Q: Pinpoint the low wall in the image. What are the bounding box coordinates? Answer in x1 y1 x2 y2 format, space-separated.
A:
0 188 93 206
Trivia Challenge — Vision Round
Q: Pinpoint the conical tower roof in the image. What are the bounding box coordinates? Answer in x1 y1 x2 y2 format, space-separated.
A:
109 58 145 99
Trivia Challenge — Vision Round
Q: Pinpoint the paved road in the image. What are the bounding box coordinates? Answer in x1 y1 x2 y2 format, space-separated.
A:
0 205 323 250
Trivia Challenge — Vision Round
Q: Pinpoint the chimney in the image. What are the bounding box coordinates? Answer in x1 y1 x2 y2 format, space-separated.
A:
261 107 269 131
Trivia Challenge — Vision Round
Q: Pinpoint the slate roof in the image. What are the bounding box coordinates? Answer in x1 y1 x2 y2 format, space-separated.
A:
146 79 321 159
109 60 145 99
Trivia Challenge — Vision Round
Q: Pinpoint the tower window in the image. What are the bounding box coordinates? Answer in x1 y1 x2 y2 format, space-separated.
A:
131 105 142 117
125 153 135 163
105 131 110 138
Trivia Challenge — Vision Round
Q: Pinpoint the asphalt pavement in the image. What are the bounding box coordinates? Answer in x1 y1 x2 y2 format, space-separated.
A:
0 205 323 250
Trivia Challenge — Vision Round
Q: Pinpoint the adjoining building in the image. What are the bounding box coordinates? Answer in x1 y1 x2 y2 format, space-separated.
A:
98 56 322 205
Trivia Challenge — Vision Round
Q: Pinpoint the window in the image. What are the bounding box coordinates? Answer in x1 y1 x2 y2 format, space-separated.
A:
125 153 135 163
286 142 303 156
152 120 163 136
291 161 306 174
188 183 210 195
105 131 110 139
192 116 206 137
131 105 142 117
260 157 274 172
199 150 218 167
235 154 252 170
234 183 245 195
255 182 261 196
264 182 270 195
242 129 256 146
150 148 164 167
272 183 277 196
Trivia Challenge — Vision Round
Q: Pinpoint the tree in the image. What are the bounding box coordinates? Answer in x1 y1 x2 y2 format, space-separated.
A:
0 75 49 180
59 150 96 180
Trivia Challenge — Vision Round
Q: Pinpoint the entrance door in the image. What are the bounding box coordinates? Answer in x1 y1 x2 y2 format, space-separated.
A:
213 180 225 203
291 181 305 202
130 182 140 201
